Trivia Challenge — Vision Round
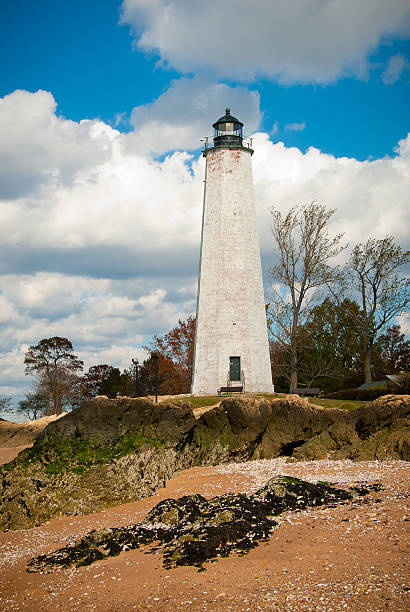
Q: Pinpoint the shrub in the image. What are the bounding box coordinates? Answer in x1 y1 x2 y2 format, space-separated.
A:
324 388 389 401
395 372 410 394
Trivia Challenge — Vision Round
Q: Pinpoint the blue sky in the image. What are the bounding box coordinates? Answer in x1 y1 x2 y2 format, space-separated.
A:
1 1 174 124
1 0 409 160
0 0 409 416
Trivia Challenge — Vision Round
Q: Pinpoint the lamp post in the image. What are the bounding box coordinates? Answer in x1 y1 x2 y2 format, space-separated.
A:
131 358 139 397
151 352 159 404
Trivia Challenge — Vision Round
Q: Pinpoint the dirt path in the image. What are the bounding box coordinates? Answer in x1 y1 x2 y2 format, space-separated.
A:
0 457 408 611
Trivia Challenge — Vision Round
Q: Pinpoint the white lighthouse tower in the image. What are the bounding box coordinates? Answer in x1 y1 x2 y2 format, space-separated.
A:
191 109 274 395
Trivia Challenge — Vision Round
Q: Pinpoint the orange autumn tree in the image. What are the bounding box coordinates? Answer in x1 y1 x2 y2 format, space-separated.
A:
143 316 196 394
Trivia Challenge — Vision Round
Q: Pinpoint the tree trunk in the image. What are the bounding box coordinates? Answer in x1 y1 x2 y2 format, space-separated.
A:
289 342 298 393
363 349 372 383
362 321 372 383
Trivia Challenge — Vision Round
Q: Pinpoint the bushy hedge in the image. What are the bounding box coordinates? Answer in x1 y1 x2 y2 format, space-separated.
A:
324 387 389 401
395 372 410 394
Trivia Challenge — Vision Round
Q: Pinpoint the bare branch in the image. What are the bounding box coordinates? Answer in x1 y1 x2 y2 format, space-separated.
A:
268 202 345 392
346 236 409 382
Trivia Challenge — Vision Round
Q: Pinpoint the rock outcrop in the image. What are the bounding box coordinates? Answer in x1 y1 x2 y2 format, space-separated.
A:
0 394 408 531
293 394 410 461
188 394 410 463
0 397 196 531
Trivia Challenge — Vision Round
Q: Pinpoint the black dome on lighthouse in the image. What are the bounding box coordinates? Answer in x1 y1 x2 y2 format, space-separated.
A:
213 108 243 129
212 108 243 147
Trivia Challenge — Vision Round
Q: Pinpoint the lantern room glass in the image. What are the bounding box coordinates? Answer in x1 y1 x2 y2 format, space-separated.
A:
214 122 242 138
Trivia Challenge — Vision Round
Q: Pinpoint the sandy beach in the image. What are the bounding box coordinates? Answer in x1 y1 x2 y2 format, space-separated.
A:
0 454 408 611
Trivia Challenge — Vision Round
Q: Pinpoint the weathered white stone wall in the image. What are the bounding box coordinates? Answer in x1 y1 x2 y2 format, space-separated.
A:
191 147 274 395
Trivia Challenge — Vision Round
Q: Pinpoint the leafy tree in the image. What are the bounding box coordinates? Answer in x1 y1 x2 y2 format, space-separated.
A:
269 340 291 393
24 337 84 415
81 364 117 400
144 316 196 394
347 237 409 382
297 298 363 391
17 391 48 421
135 354 181 397
81 364 143 400
98 367 130 398
268 203 345 393
372 325 410 379
269 298 363 392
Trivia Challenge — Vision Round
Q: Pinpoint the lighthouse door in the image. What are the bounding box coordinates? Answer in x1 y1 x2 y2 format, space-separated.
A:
229 356 241 382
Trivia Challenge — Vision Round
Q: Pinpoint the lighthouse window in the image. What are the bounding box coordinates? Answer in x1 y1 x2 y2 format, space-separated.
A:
214 122 243 138
229 356 241 381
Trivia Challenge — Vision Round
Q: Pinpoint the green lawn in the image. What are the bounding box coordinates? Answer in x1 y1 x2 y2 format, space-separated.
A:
187 393 281 409
254 393 283 399
166 393 367 412
308 397 366 411
186 396 222 409
255 394 366 411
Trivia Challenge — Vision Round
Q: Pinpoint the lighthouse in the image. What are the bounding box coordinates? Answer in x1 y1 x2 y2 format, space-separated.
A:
191 109 274 395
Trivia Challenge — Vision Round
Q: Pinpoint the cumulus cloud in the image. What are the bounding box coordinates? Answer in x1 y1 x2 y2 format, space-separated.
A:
0 89 202 406
381 53 410 84
128 77 261 154
120 0 410 83
0 272 196 404
251 133 410 267
0 91 204 282
0 90 116 199
1 88 409 410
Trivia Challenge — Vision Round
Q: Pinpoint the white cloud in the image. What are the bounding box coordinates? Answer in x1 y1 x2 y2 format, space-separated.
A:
0 272 195 402
0 347 29 391
270 122 279 136
0 295 18 322
0 91 204 275
0 89 116 199
128 77 261 154
251 132 410 263
381 53 410 84
284 122 306 132
0 88 409 409
397 314 410 336
1 273 109 318
120 0 410 83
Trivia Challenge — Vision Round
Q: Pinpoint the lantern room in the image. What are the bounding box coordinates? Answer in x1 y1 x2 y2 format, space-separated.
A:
213 108 243 147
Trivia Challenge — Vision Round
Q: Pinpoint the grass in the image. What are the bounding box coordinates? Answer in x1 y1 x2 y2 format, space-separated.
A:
187 393 282 409
186 394 366 412
253 393 283 400
308 398 366 411
187 396 222 409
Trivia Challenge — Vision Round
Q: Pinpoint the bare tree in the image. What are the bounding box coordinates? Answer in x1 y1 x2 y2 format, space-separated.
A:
347 237 409 383
268 203 345 393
